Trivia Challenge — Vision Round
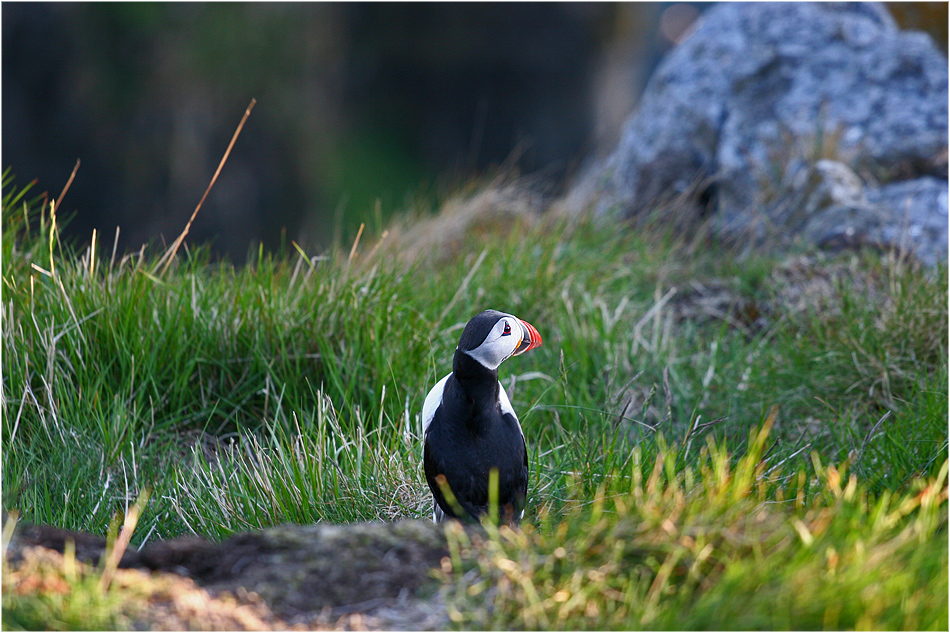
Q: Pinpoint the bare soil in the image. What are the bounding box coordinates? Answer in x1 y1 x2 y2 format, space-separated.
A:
6 519 456 630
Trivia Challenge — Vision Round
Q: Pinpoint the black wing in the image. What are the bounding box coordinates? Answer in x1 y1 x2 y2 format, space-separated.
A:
498 410 528 524
423 429 486 522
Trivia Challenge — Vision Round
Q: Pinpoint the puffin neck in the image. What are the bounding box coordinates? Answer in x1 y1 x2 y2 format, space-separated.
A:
453 348 500 405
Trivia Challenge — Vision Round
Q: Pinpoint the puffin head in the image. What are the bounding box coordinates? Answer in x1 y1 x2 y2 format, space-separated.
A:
458 309 543 371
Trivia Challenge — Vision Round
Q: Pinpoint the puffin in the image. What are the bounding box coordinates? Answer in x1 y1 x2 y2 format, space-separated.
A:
422 310 542 525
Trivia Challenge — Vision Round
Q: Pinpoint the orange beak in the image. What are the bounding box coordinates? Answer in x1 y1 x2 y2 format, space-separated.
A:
513 319 543 356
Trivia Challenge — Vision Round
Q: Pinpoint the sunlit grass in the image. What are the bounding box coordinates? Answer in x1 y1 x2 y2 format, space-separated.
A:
440 422 948 630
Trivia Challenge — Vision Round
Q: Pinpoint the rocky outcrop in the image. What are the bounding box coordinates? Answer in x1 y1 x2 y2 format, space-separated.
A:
575 2 948 265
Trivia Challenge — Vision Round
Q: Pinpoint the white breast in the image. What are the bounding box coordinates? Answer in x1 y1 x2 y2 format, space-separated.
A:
422 373 451 435
497 381 525 441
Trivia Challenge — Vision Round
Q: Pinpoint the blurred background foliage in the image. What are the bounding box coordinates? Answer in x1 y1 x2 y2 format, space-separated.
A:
3 2 947 259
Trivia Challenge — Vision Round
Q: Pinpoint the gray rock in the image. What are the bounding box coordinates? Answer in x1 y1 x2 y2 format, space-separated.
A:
865 177 949 266
797 160 886 250
580 2 948 265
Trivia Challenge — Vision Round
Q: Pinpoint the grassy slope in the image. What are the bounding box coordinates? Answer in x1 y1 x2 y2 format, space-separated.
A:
2 173 947 629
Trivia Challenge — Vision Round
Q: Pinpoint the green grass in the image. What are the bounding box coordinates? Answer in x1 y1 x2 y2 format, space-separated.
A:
440 423 948 630
2 167 947 628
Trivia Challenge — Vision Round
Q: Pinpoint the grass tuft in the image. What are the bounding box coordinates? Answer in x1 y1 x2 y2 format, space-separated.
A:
440 426 948 630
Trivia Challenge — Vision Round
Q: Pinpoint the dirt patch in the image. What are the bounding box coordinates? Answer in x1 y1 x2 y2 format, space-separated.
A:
5 519 456 630
667 253 885 334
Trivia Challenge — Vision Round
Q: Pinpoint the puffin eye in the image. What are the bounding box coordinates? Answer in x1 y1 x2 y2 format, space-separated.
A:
502 321 511 336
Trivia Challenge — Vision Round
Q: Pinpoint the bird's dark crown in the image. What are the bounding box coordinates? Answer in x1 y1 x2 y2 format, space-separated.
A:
457 309 506 352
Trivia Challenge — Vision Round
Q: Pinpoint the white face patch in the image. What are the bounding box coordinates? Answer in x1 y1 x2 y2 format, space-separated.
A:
464 315 525 370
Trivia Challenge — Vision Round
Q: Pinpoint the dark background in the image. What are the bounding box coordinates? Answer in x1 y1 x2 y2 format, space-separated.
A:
3 3 946 259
